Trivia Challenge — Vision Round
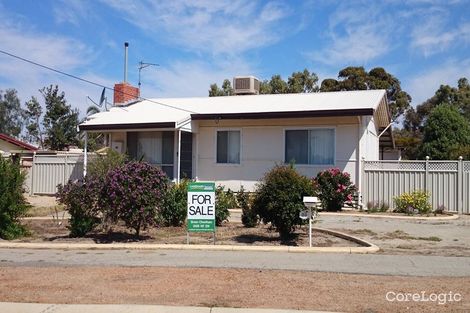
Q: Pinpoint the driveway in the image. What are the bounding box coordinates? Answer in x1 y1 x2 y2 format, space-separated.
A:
315 214 470 256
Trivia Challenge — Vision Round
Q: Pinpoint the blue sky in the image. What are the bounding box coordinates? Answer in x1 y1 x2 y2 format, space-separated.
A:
0 0 469 116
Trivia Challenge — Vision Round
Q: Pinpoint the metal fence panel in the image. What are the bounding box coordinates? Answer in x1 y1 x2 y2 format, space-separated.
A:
30 154 87 195
464 162 470 213
363 160 469 214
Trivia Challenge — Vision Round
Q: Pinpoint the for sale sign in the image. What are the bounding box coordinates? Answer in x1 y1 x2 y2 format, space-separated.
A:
187 182 216 232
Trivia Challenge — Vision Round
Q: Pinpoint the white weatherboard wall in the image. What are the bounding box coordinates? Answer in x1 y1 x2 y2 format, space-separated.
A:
196 117 360 191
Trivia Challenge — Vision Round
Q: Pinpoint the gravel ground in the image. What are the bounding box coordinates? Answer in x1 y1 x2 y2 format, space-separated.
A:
25 195 57 207
0 266 468 313
315 214 470 256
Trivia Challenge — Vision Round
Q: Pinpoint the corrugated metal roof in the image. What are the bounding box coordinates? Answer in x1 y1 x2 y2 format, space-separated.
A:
80 89 388 130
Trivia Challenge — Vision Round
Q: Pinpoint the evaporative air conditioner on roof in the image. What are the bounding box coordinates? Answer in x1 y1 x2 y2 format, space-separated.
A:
233 76 260 95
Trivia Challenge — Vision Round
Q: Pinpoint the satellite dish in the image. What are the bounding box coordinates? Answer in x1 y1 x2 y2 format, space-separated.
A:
99 88 106 108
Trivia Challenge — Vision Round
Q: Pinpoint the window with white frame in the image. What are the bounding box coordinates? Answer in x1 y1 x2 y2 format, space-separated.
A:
216 130 240 164
285 129 334 165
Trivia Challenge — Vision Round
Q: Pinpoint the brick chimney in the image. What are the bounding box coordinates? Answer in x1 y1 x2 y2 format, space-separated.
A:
113 82 140 106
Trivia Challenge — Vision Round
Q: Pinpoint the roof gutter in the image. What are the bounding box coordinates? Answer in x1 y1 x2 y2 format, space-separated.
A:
79 122 176 131
191 108 374 120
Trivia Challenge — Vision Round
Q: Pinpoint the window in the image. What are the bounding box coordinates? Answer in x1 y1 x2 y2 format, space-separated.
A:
285 129 334 165
217 130 240 164
127 131 174 178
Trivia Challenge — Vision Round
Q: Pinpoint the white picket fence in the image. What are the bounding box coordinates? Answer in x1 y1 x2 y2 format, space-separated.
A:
362 159 470 214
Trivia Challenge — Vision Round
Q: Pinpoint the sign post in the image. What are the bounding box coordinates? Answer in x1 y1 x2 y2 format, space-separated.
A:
187 182 216 244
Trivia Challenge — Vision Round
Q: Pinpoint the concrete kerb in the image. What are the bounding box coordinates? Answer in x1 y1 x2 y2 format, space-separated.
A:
0 228 379 254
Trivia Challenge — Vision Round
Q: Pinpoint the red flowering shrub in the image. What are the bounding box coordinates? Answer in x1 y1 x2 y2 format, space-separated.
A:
100 161 170 237
313 168 356 211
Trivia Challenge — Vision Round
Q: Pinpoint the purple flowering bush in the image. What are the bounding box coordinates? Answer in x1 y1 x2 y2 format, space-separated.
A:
313 168 356 212
100 161 169 237
56 178 101 237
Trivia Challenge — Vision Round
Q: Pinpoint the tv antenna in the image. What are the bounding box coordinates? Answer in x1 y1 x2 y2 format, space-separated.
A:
138 61 159 92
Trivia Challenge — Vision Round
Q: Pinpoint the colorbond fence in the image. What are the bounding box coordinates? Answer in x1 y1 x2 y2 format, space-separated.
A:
25 154 470 214
362 159 470 214
27 153 91 195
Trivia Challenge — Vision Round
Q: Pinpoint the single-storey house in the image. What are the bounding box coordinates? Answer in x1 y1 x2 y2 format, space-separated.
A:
0 133 38 157
79 80 394 193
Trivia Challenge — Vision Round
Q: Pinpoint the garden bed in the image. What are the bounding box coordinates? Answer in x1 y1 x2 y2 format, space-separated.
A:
17 220 362 247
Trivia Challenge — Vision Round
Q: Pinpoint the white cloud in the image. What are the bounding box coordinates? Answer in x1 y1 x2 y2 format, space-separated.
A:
54 0 95 26
101 0 291 55
307 4 392 66
411 19 470 56
405 58 470 106
0 11 112 116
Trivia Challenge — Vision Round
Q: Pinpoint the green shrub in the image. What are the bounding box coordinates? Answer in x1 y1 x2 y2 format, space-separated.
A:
56 178 101 237
215 186 235 226
87 149 127 179
159 180 189 227
100 161 169 237
0 157 29 239
237 186 257 227
393 190 432 215
313 168 356 211
252 164 314 238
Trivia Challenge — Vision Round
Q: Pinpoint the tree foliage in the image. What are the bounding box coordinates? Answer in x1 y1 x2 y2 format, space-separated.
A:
41 85 80 150
23 96 44 148
320 66 411 120
404 78 470 132
209 79 234 96
209 69 319 96
398 78 470 159
419 104 470 160
393 128 422 160
0 89 24 137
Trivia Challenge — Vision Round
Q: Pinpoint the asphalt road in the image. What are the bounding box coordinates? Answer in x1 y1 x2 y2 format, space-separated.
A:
1 248 469 277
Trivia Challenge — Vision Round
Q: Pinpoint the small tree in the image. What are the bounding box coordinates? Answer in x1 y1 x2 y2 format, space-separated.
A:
0 89 24 138
23 96 44 148
419 105 470 160
0 157 29 239
252 164 314 238
41 85 80 150
101 161 169 237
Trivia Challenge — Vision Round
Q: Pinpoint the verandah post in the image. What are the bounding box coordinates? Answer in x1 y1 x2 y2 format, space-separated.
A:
83 132 88 178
